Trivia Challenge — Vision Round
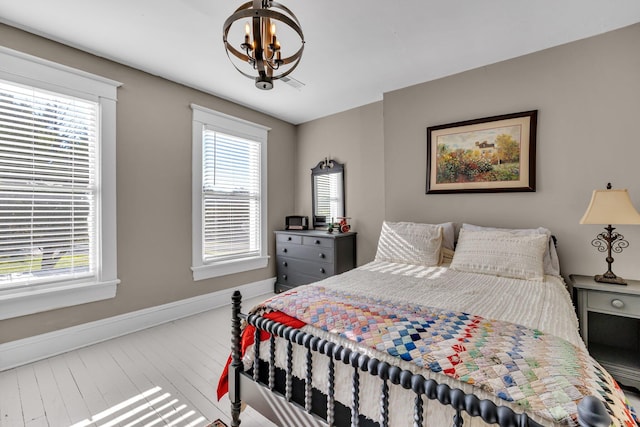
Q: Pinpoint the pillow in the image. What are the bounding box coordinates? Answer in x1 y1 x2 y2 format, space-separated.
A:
450 229 548 281
461 223 561 276
375 221 443 266
437 222 456 251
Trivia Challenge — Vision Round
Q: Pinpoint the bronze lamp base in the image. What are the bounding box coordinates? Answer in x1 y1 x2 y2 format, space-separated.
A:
594 272 627 285
589 223 629 286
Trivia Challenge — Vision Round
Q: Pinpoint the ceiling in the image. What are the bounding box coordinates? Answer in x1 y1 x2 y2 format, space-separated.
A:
1 1 639 125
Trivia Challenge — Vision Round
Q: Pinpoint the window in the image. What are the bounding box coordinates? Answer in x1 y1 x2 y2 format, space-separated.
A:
191 104 269 280
0 47 121 320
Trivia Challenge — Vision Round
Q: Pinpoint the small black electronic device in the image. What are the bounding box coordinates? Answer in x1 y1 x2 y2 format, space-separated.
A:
314 215 327 227
285 215 309 230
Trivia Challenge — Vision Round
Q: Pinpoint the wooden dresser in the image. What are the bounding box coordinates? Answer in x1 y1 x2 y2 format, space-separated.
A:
274 230 357 293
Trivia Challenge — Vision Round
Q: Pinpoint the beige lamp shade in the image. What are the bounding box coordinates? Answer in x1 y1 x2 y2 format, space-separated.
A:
580 189 640 225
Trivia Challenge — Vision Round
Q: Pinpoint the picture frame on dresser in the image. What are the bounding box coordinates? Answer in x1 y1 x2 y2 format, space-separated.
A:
426 110 537 194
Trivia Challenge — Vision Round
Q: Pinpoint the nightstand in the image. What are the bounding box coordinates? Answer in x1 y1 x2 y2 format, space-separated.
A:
570 274 640 389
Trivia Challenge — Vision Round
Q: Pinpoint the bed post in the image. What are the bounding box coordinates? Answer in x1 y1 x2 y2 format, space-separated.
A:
230 290 243 427
577 396 611 427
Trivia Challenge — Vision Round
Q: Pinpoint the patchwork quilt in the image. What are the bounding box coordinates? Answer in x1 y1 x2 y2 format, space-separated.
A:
260 285 637 427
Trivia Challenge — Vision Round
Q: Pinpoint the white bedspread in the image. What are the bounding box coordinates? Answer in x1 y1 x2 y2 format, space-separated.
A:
247 261 587 427
322 261 583 348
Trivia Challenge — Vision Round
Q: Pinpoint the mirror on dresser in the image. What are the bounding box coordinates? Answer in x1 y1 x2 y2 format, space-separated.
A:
311 158 345 228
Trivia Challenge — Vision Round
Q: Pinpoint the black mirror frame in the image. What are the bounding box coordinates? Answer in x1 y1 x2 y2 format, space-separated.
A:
311 159 345 228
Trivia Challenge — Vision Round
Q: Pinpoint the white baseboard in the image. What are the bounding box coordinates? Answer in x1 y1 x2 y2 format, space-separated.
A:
0 278 275 371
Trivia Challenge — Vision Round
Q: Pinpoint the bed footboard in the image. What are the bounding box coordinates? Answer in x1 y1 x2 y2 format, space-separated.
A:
229 291 612 427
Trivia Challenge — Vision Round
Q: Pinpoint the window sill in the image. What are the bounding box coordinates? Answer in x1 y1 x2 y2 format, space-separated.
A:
0 279 120 321
191 256 270 281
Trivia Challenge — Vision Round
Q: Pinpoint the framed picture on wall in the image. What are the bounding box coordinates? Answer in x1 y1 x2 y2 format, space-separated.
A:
426 110 537 194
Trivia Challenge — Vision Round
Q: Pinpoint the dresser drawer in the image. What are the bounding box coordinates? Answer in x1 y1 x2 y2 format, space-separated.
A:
302 235 334 248
276 271 312 288
587 290 640 317
277 258 334 286
276 269 330 288
277 233 302 244
277 256 335 277
278 243 334 263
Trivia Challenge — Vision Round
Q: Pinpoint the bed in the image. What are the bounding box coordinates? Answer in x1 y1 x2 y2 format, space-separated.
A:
218 222 638 427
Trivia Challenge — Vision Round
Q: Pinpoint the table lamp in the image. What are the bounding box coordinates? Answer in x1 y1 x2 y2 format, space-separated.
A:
579 183 640 285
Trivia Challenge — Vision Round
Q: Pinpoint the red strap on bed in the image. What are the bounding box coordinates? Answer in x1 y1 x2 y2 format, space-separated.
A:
216 311 305 400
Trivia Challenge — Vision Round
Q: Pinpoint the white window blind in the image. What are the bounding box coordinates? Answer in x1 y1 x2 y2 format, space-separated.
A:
315 173 341 221
0 80 98 288
202 129 261 263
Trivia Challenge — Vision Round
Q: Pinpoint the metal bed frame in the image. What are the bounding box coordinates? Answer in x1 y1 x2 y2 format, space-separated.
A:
228 291 612 427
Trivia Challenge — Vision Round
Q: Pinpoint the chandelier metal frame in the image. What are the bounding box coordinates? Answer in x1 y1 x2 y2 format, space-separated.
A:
223 0 305 90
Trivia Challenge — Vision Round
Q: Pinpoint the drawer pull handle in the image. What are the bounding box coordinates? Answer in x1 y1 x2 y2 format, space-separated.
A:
287 236 292 241
282 261 288 267
611 299 625 309
320 268 325 274
282 248 287 253
282 274 287 281
319 253 325 259
315 240 321 245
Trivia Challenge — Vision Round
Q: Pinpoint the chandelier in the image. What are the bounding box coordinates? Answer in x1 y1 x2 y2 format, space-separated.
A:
223 0 305 90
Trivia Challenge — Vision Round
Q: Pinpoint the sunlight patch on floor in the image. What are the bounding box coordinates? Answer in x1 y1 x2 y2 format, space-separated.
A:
69 386 207 427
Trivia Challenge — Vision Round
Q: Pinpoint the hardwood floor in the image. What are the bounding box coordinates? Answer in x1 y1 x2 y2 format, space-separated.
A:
0 294 276 427
1 293 639 427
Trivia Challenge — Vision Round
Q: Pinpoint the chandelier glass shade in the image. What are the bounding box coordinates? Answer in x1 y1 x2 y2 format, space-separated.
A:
223 0 305 90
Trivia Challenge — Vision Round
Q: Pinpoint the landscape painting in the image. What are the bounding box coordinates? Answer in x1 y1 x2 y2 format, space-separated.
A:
426 110 537 193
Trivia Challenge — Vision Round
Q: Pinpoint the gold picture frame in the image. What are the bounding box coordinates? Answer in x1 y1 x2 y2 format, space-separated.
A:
426 110 537 194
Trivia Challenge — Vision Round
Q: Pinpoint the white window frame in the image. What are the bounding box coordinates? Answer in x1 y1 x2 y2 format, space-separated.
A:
191 104 269 281
0 47 121 320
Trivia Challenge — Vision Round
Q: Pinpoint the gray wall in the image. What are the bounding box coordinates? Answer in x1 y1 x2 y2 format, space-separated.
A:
3 21 640 343
296 102 385 264
297 23 640 281
0 24 297 343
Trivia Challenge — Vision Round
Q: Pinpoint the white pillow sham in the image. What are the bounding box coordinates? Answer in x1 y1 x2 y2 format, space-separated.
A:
375 221 443 266
461 223 560 276
450 229 548 281
438 222 456 251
